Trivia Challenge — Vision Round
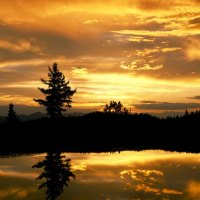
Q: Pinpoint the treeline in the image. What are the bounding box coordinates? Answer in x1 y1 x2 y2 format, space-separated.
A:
0 110 200 153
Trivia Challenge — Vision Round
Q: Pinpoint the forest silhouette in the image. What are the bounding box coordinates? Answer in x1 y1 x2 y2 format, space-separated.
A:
0 63 200 153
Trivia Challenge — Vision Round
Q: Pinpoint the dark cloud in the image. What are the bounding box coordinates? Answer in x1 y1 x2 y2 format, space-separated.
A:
189 17 200 24
188 95 200 100
135 101 200 110
110 20 167 31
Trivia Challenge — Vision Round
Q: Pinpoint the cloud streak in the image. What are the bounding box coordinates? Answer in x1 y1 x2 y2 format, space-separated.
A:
135 101 200 110
188 95 200 100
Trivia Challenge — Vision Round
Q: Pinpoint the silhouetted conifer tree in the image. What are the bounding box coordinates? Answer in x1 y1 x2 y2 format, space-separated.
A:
185 108 189 116
7 103 19 124
34 63 76 118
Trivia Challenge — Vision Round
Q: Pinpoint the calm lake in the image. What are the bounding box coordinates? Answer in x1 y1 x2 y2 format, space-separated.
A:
0 150 200 200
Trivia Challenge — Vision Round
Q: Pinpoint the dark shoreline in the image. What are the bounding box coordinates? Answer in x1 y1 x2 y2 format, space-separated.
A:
1 112 200 155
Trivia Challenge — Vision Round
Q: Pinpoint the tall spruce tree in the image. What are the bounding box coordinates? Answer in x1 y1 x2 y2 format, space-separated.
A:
34 63 76 118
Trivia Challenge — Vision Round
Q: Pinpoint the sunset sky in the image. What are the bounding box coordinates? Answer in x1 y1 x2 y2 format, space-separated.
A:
1 0 200 115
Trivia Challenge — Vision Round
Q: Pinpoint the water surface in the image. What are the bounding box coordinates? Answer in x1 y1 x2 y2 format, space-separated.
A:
0 150 200 200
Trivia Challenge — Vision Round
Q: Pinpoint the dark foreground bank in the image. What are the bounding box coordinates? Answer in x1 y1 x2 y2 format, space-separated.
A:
0 112 200 154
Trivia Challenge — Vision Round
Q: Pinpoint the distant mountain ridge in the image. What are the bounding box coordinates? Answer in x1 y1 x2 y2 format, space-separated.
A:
0 111 185 124
0 112 85 123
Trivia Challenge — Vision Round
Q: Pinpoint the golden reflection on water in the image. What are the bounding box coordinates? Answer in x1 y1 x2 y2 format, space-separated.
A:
0 150 200 200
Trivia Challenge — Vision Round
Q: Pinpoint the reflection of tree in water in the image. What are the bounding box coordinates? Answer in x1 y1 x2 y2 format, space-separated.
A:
33 152 75 200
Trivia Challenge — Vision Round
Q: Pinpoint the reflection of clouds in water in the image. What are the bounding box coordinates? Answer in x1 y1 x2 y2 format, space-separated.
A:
0 155 45 181
120 169 163 180
162 188 182 195
0 187 28 198
65 150 200 198
135 183 160 194
0 151 200 200
120 169 163 192
120 168 183 197
0 187 36 199
71 162 87 171
64 151 200 167
0 169 38 179
76 166 120 183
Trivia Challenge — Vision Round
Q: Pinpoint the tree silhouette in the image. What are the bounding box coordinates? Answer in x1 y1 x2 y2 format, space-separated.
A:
184 108 189 116
103 101 129 114
34 63 76 118
32 153 75 200
7 103 19 124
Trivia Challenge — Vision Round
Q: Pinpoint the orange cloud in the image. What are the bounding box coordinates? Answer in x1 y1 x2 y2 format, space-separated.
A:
185 39 200 61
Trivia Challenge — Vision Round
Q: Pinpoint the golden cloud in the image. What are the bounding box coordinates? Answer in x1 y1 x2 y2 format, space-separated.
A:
185 39 200 61
72 67 88 77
